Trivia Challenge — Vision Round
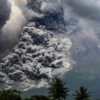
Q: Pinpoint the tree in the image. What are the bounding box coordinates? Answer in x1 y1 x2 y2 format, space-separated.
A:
0 89 22 100
24 98 32 100
27 95 49 100
48 77 69 100
73 86 91 100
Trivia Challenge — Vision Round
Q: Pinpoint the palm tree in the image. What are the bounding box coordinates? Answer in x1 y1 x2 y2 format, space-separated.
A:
48 77 69 100
30 95 49 100
73 86 91 100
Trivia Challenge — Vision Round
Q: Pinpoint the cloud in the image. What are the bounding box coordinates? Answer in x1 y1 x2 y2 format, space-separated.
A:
0 0 11 29
44 0 100 20
1 0 44 42
64 0 100 21
1 0 26 43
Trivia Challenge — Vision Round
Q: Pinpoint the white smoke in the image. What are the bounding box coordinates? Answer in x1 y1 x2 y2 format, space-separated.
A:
1 0 26 42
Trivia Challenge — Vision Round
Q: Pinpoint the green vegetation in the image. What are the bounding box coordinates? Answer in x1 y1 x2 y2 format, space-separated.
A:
48 77 69 100
73 86 91 100
0 89 22 100
25 95 49 100
0 77 99 100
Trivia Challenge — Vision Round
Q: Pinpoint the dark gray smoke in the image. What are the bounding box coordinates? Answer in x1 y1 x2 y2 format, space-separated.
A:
0 0 11 61
44 0 100 22
0 0 11 29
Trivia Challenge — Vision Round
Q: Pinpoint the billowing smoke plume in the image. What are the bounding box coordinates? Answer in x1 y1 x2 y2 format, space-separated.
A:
0 0 100 64
0 0 100 89
0 0 43 60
